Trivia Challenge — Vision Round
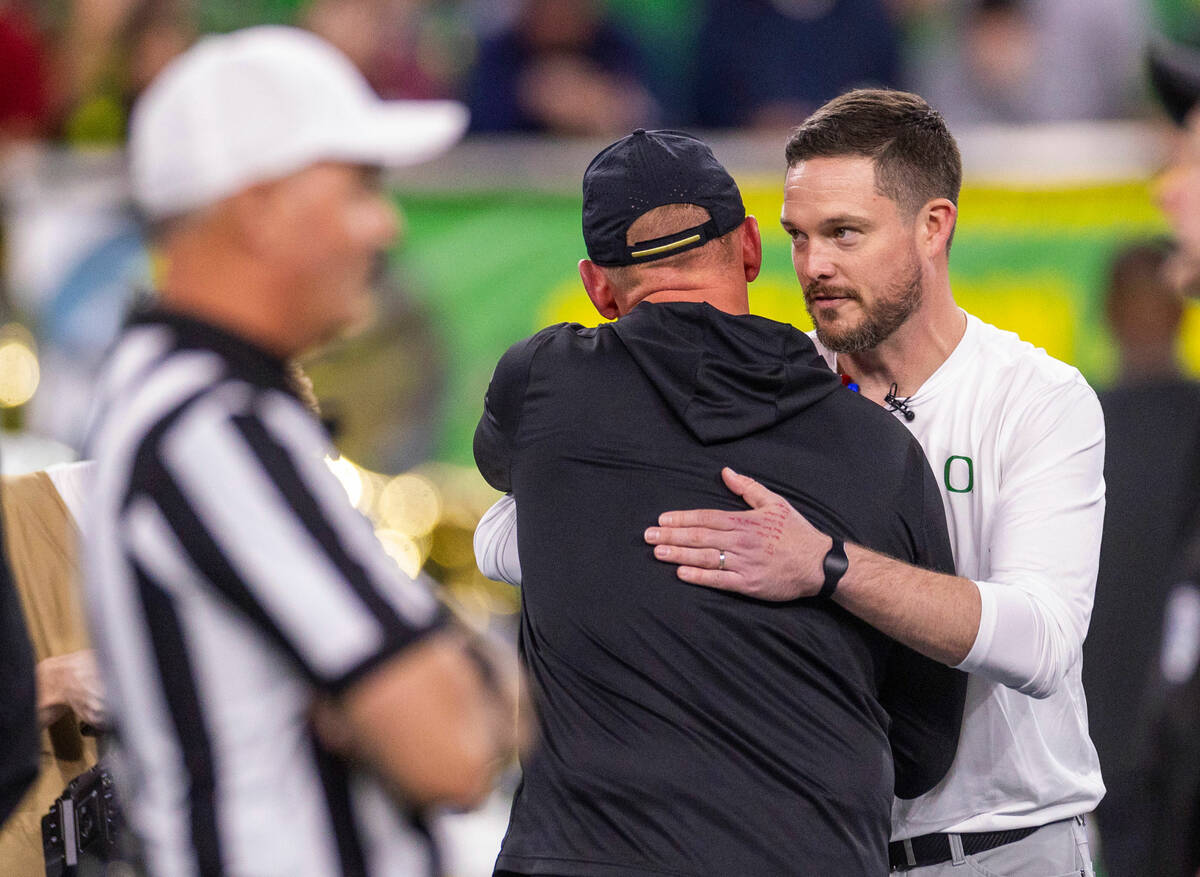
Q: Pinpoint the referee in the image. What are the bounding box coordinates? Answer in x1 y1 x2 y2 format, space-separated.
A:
82 27 520 877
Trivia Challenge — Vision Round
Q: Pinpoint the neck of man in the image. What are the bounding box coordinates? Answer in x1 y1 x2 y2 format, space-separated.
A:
157 230 306 359
836 275 965 407
1116 346 1182 384
625 276 750 317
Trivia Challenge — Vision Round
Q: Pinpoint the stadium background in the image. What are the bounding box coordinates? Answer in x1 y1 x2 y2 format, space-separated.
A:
394 171 1184 467
1 123 1186 638
1 0 1197 727
5 2 1200 873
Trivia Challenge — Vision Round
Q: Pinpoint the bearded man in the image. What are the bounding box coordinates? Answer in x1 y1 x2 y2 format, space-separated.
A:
476 89 1107 877
643 89 1105 876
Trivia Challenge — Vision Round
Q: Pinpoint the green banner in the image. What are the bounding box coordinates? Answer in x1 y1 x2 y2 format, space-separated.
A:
395 178 1199 466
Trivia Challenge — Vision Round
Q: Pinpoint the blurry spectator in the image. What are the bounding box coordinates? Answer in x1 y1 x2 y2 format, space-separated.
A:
693 0 900 130
1138 561 1200 877
903 0 1145 124
604 0 704 126
1136 473 1200 877
52 0 193 145
0 1 52 145
467 0 656 135
1104 240 1191 382
1154 38 1200 289
1130 37 1200 877
1084 240 1200 877
956 0 1037 120
0 463 101 877
304 0 475 100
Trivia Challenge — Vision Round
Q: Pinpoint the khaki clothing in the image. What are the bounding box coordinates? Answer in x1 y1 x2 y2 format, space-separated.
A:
0 471 96 877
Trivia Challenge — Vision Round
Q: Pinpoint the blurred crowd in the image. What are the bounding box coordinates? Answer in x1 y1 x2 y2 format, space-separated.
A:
1 0 1198 151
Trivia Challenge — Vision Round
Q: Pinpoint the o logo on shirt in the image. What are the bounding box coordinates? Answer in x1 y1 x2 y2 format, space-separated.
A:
944 455 974 493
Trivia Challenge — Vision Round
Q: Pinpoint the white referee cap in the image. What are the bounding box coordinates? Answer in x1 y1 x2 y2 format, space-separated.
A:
129 25 469 219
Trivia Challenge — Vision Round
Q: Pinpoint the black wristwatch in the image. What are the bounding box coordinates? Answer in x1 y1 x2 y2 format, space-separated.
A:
818 538 848 599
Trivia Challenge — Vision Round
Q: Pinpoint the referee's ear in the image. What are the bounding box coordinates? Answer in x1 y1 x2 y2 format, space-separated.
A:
580 259 621 320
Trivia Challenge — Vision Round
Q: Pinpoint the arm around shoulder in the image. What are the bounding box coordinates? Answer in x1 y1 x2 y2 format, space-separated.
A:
643 466 983 666
835 543 982 667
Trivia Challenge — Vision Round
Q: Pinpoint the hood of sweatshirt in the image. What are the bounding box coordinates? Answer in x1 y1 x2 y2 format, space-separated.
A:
609 301 842 445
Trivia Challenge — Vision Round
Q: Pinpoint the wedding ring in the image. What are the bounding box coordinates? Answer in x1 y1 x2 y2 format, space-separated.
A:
718 550 726 571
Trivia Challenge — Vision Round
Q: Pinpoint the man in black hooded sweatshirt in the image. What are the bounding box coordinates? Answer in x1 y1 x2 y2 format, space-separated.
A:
474 130 966 876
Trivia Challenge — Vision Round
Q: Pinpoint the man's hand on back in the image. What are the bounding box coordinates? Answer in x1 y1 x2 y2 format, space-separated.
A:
648 467 979 667
644 467 830 601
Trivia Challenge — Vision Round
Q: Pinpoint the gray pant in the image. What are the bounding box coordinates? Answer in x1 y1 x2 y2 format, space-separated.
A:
900 817 1095 877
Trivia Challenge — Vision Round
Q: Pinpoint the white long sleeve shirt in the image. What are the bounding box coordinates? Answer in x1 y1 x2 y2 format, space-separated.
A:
474 310 1106 837
826 312 1105 838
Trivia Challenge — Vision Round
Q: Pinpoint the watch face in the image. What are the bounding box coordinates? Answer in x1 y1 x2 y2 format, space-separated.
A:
821 539 849 597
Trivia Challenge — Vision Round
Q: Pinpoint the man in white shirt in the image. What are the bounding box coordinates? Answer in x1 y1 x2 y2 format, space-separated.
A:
641 89 1104 875
476 89 1104 875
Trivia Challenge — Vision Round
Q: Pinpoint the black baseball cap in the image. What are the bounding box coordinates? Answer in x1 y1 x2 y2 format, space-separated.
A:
581 129 746 266
1149 36 1200 125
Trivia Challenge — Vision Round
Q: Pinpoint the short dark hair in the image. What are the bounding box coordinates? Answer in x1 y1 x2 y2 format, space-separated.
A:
785 89 962 218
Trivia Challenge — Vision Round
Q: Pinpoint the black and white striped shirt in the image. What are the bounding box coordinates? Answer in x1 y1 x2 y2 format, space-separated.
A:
83 308 446 877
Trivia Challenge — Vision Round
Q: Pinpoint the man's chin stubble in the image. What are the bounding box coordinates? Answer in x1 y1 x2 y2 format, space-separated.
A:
814 321 881 354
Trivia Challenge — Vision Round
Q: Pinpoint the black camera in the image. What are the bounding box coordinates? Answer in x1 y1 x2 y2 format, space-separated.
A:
42 763 124 877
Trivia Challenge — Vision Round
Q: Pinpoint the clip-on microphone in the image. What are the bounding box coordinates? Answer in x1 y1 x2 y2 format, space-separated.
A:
883 383 915 421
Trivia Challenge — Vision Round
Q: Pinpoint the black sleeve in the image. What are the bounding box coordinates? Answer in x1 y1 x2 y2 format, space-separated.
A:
474 327 560 492
0 496 38 826
883 438 967 799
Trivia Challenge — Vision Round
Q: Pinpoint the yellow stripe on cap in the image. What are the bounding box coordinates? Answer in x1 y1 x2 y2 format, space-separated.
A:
631 233 702 259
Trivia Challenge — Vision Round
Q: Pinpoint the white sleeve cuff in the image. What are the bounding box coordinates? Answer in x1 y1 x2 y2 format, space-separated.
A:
956 579 996 674
474 494 523 586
